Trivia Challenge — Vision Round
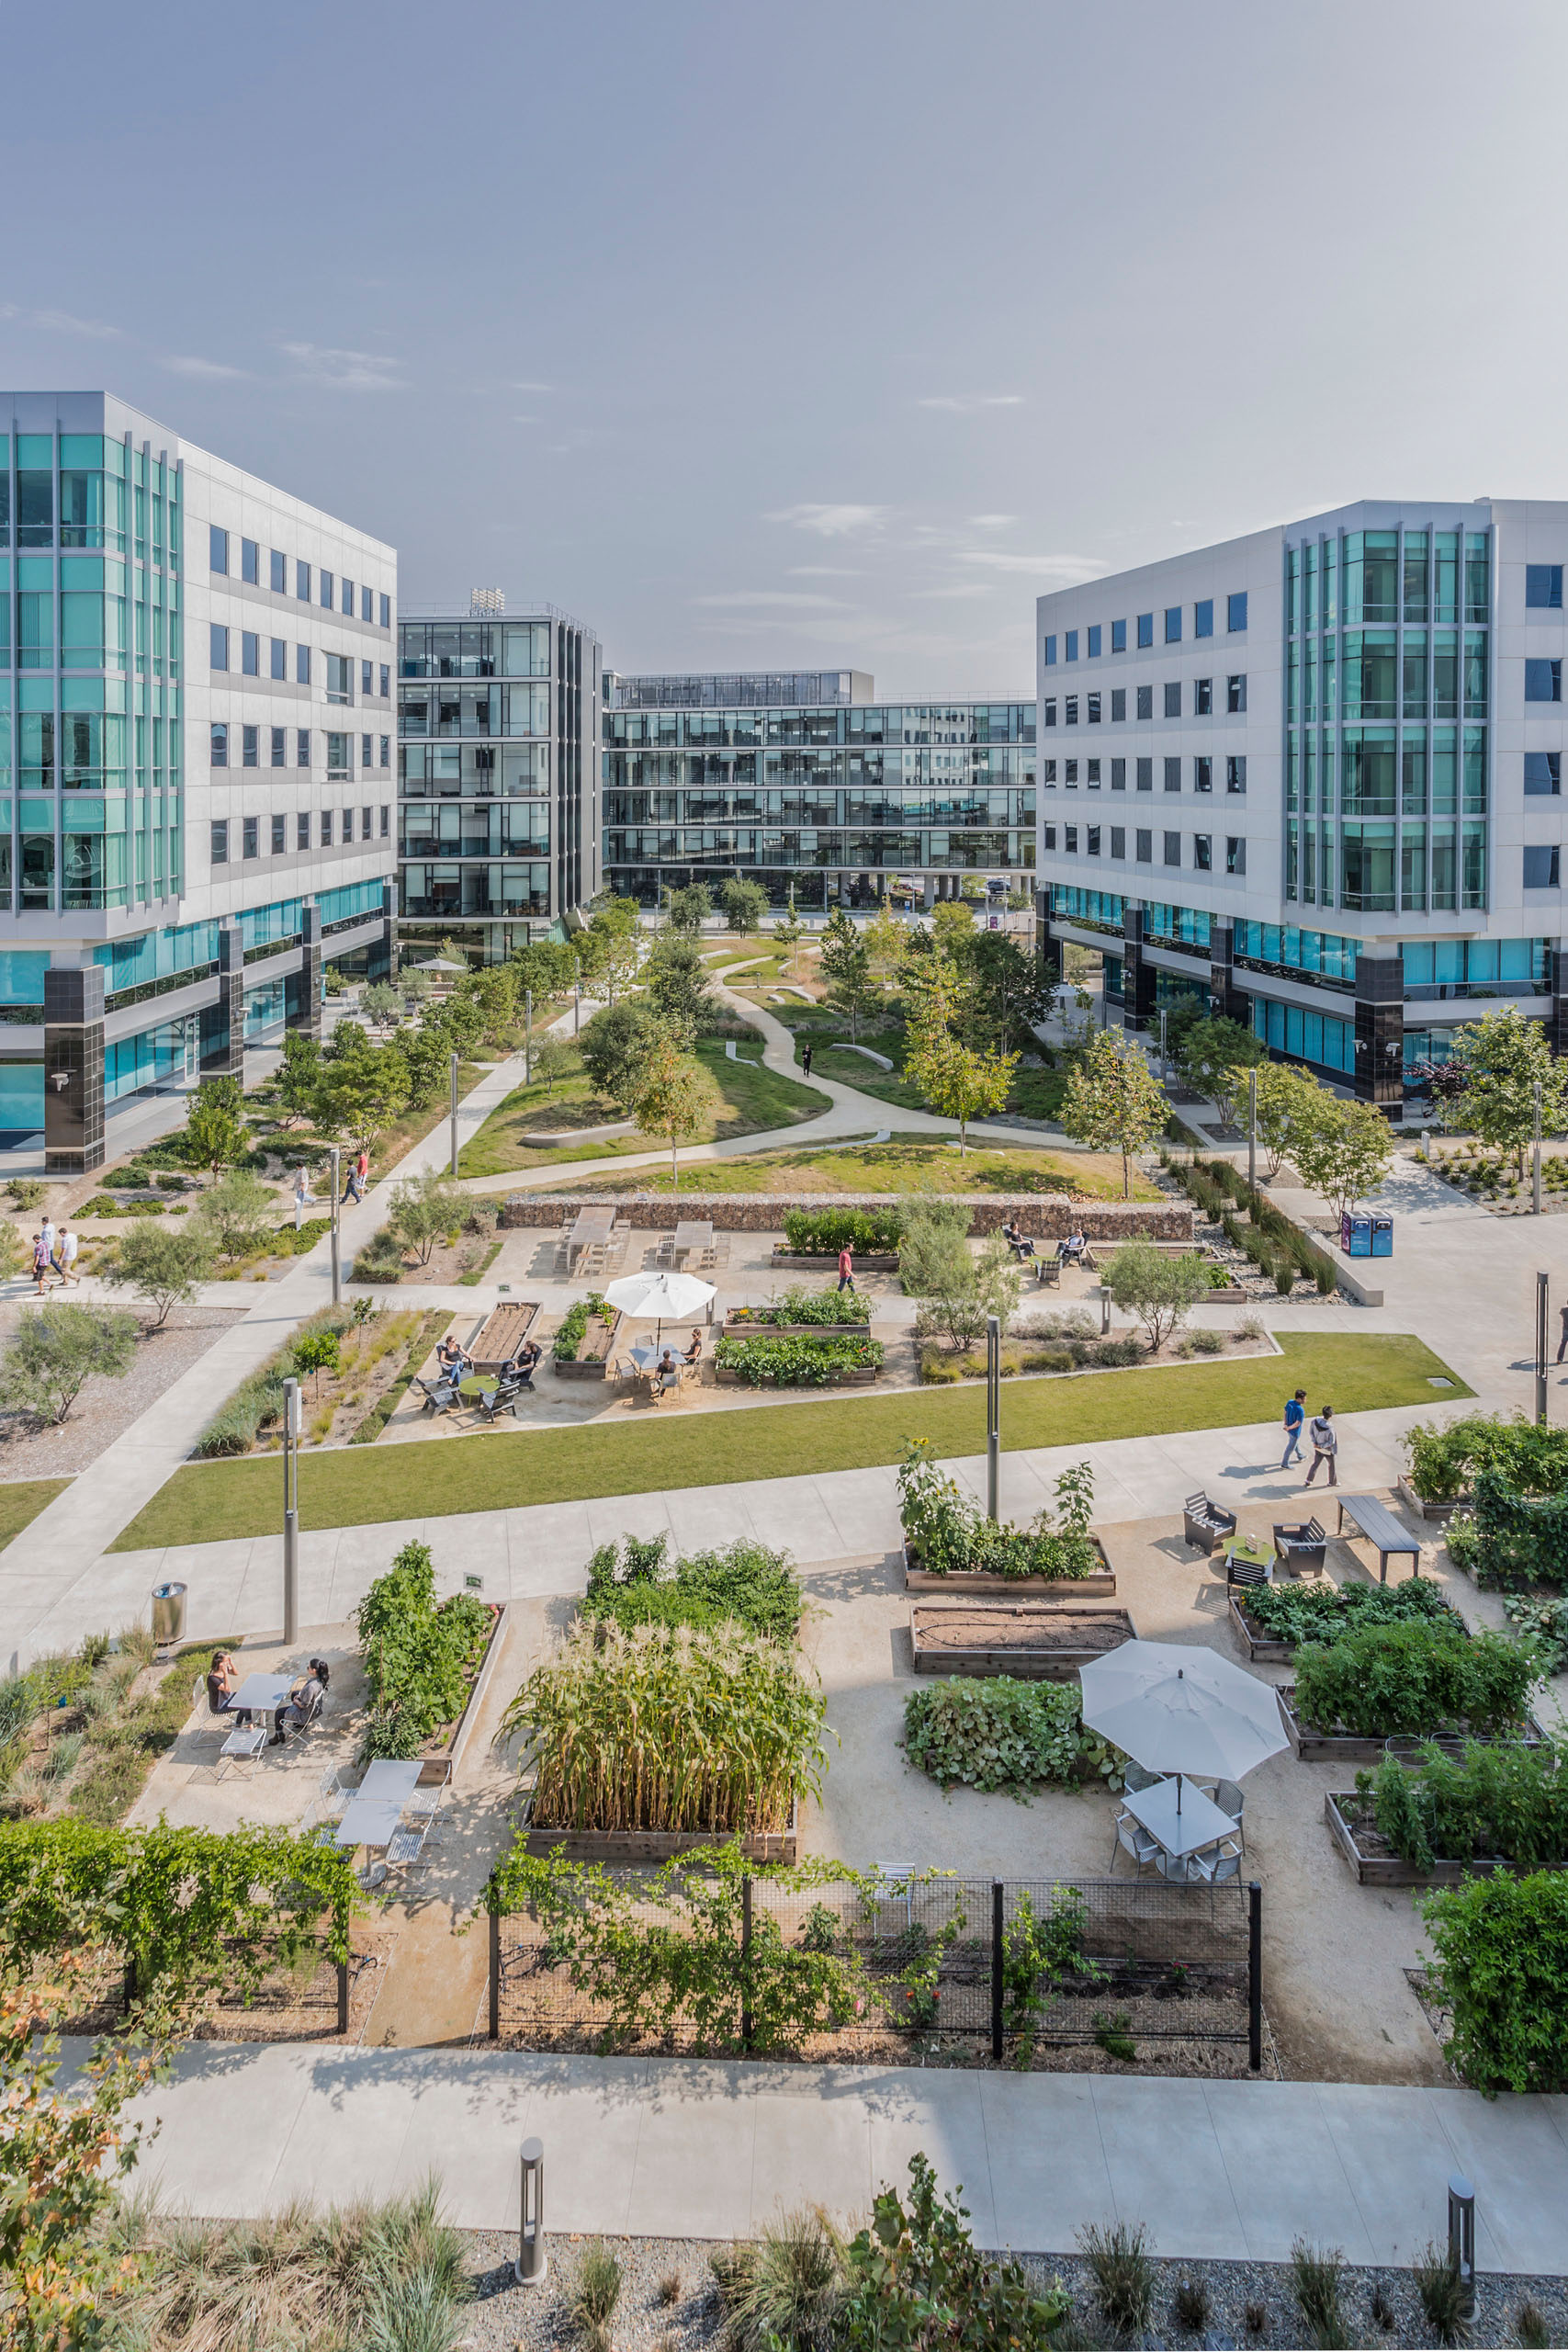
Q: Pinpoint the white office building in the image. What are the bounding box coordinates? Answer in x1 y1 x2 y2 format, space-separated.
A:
0 390 398 1169
1035 502 1568 1110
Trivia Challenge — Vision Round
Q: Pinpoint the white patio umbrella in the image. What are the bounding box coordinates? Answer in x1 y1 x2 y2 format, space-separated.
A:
1078 1639 1287 1812
604 1267 716 1344
414 956 468 972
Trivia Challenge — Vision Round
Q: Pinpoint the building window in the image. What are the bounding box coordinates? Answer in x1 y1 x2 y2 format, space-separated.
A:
1135 828 1152 861
1111 758 1126 790
1165 606 1182 644
270 548 287 592
297 729 310 768
209 526 229 574
1527 565 1563 609
209 722 228 768
1194 755 1213 793
1087 625 1101 658
1163 683 1180 718
209 623 229 671
1227 591 1248 632
361 659 373 695
379 664 389 698
241 631 259 676
270 637 287 680
380 804 390 837
1137 613 1154 649
1043 635 1057 666
1526 752 1562 795
1226 836 1247 875
1066 695 1079 725
1164 831 1181 865
241 537 260 585
296 560 311 601
1525 845 1561 888
379 593 390 628
379 735 390 768
1043 698 1057 727
1088 692 1101 724
296 644 311 686
1226 755 1247 793
242 724 258 768
1193 678 1213 716
1526 658 1562 702
1193 833 1213 871
320 570 333 609
326 733 350 780
1043 823 1056 849
1164 757 1181 791
1065 825 1078 852
297 812 310 849
1136 684 1153 720
1136 757 1153 790
1111 618 1127 652
1066 630 1078 662
326 654 351 706
1111 688 1126 721
341 577 355 616
360 585 373 623
1087 758 1101 786
356 804 368 839
1227 673 1247 713
1043 760 1057 785
210 820 228 863
1195 599 1214 639
271 814 286 854
1111 826 1125 857
1087 825 1101 855
321 810 334 846
1066 760 1079 785
270 726 286 767
360 732 372 768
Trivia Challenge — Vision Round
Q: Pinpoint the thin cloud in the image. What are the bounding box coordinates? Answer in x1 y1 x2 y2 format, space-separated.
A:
281 342 403 392
959 550 1104 578
786 565 863 578
693 591 853 610
164 354 247 381
765 503 889 538
509 379 554 392
908 583 998 600
970 514 1018 528
26 308 120 339
917 393 1023 413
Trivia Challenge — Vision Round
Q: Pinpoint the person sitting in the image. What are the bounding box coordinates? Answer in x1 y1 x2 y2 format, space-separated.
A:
270 1659 328 1747
656 1345 682 1394
682 1327 704 1366
434 1336 471 1383
207 1649 252 1725
507 1339 542 1391
1059 1228 1087 1263
999 1219 1026 1259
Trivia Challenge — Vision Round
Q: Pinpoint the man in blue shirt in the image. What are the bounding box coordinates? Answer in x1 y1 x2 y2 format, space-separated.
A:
1281 1389 1307 1470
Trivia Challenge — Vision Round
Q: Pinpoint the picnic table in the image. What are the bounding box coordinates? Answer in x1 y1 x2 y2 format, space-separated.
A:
358 1760 424 1804
1335 1493 1421 1584
334 1796 406 1852
1122 1776 1237 1861
568 1204 615 1272
671 1218 714 1266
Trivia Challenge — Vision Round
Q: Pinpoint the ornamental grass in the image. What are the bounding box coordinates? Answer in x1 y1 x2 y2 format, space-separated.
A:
501 1621 828 1837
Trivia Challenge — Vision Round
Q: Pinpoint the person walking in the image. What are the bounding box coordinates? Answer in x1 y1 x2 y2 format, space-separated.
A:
837 1241 856 1295
30 1231 51 1295
350 1146 369 1204
293 1164 313 1232
39 1212 56 1279
56 1226 80 1287
1280 1388 1307 1470
1557 1301 1568 1364
1303 1403 1338 1488
801 1043 813 1079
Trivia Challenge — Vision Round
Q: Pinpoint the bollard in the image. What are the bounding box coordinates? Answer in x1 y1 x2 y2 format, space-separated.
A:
1448 2175 1475 2321
516 2137 547 2285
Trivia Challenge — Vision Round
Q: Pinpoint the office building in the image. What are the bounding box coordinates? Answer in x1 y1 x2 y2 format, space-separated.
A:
0 390 397 1170
397 595 600 964
601 670 1034 909
1035 502 1568 1107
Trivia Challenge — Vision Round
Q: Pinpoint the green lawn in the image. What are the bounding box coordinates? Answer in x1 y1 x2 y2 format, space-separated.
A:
770 1007 1068 1127
573 1132 1158 1200
457 1039 830 1177
0 1477 71 1551
107 1332 1466 1552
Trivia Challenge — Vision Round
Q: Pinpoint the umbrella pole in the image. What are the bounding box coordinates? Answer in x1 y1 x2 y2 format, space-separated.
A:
1176 1773 1182 1814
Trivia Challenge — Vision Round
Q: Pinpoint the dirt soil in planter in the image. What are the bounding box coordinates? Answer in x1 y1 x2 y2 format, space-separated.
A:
910 1603 1134 1667
0 1305 248 1478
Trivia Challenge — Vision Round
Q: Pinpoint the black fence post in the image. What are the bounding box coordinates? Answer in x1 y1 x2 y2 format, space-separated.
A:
740 1876 754 2056
336 1959 350 2036
1247 1881 1263 2072
489 1894 502 2043
990 1881 1004 2062
122 1953 136 2016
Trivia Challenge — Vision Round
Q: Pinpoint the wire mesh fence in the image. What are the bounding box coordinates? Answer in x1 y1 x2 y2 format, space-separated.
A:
488 1871 1261 2071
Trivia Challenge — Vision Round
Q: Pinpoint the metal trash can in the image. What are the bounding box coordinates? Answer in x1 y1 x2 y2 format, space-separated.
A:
1340 1213 1372 1259
150 1581 186 1646
1371 1215 1393 1259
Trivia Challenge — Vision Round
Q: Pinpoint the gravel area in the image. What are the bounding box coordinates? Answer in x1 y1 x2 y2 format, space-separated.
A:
0 1303 247 1476
452 2227 1568 2349
1146 1166 1332 1306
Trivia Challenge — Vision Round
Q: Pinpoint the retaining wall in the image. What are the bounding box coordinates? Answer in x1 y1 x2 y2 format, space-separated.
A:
498 1192 1195 1240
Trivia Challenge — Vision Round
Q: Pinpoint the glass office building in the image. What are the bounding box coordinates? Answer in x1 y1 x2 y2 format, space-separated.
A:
602 672 1035 909
397 596 600 963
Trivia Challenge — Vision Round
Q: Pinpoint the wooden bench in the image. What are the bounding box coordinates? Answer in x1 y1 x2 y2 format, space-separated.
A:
1335 1493 1421 1584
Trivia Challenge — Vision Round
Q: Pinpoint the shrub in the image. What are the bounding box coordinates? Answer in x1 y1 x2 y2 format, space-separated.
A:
903 1677 1121 1797
1021 1345 1075 1374
1102 1239 1212 1351
1291 2241 1348 2350
1078 2220 1154 2340
385 1170 468 1266
355 1539 492 1760
192 1306 354 1456
351 1229 406 1284
1190 1326 1224 1353
714 1333 883 1385
552 1291 612 1361
190 1167 277 1261
726 1286 870 1328
1404 1411 1568 1505
711 2209 840 2352
1292 1619 1538 1739
1243 1576 1461 1648
1356 1738 1568 1871
0 1304 140 1425
839 2157 1066 2352
894 1195 973 1294
1453 1466 1568 1589
897 1437 1098 1579
1420 1868 1568 2092
783 1204 905 1255
582 1534 803 1643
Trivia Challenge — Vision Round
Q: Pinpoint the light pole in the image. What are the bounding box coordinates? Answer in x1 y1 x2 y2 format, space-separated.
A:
282 1375 300 1646
1158 1006 1168 1081
328 1145 341 1306
449 1049 460 1177
574 982 581 1036
524 985 533 1085
1534 1078 1543 1216
1537 1271 1550 1427
986 1314 1001 1522
1247 1066 1258 1195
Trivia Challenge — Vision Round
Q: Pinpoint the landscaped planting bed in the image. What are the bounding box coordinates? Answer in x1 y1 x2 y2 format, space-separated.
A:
356 1537 502 1773
910 1603 1137 1680
1401 1409 1568 1521
897 1439 1113 1591
722 1284 870 1339
1280 1615 1543 1765
902 1675 1124 1796
550 1293 623 1381
580 1532 803 1642
1226 1572 1463 1667
466 1299 538 1370
773 1204 904 1271
714 1332 884 1386
1326 1737 1568 1887
192 1304 450 1456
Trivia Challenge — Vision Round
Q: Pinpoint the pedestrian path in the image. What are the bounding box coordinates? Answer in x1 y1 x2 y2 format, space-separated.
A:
113 2038 1568 2273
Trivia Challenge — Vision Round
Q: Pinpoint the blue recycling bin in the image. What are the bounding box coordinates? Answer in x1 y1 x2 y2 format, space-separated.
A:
1371 1216 1393 1259
1340 1213 1372 1259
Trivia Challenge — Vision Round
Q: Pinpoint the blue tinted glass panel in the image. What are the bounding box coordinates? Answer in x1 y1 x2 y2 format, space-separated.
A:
1194 600 1213 639
1087 625 1101 658
1165 608 1182 643
1527 565 1563 609
1526 752 1561 794
1136 613 1154 648
1111 619 1127 652
1043 635 1056 666
1228 591 1248 632
1525 659 1562 702
1065 631 1078 662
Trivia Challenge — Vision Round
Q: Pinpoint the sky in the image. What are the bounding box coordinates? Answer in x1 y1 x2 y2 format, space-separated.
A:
6 0 1568 696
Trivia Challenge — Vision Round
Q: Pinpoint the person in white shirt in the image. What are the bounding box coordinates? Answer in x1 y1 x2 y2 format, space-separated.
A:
293 1165 313 1231
56 1227 80 1286
39 1215 56 1272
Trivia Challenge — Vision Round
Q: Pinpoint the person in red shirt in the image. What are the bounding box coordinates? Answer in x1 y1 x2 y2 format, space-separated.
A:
838 1243 855 1295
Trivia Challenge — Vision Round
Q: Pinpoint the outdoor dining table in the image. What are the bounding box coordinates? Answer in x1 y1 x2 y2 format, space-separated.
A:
1222 1534 1273 1579
1121 1776 1237 1861
333 1796 407 1852
224 1673 294 1719
357 1760 424 1804
568 1204 615 1269
671 1218 714 1265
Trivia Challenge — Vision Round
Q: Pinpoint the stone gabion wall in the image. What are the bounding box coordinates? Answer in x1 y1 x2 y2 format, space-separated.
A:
498 1193 1195 1242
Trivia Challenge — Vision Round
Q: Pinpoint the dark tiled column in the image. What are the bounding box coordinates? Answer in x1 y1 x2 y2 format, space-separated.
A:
1209 918 1247 1024
1354 952 1405 1112
43 964 106 1176
1034 888 1061 990
1121 901 1157 1032
211 921 244 1076
1550 942 1568 1058
373 876 397 984
299 899 323 1039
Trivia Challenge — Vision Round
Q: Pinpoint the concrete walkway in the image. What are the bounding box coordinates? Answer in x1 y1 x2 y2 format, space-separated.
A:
117 2040 1568 2272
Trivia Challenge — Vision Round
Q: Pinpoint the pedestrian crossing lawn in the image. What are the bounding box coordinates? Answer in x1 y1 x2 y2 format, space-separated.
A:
107 1332 1469 1552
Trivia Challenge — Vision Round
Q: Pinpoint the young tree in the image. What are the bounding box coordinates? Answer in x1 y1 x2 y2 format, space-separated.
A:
905 1031 1017 1155
386 1170 468 1267
313 1035 412 1150
398 964 433 1008
276 1030 323 1125
1176 1014 1268 1129
863 898 910 997
360 980 403 1031
1059 1030 1168 1197
1250 1061 1325 1180
190 1168 277 1261
512 937 580 1001
1290 1095 1395 1218
184 1076 248 1179
1450 1004 1568 1175
468 963 518 1046
666 881 713 933
720 876 769 935
578 1000 666 1109
975 1231 1022 1329
963 928 1053 1052
897 1195 975 1295
646 933 714 1031
101 1224 215 1329
291 1327 342 1396
819 907 875 1041
586 901 643 1003
771 907 804 979
930 899 976 960
632 1033 721 1194
0 1303 140 1423
1102 1240 1212 1352
530 1035 575 1097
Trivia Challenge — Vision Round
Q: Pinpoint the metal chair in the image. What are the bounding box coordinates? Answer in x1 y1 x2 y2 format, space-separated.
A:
478 1375 525 1422
1190 1838 1243 1891
1111 1812 1160 1874
1122 1760 1163 1792
415 1375 464 1417
318 1767 348 1820
1184 1493 1238 1555
1273 1518 1327 1576
219 1722 266 1777
1153 1848 1196 1884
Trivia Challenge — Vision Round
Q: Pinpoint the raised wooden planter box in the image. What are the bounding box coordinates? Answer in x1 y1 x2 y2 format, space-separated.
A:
423 1602 507 1784
1203 1286 1252 1305
551 1309 624 1382
771 1249 900 1272
1395 1476 1462 1525
912 1601 1137 1679
1280 1687 1547 1768
516 1791 797 1863
468 1301 538 1374
902 1535 1115 1597
716 1360 879 1387
1228 1591 1295 1666
722 1315 871 1340
1324 1791 1546 1888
